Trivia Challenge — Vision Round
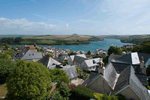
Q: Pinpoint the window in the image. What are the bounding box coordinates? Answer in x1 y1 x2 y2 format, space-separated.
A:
32 53 34 56
29 54 31 56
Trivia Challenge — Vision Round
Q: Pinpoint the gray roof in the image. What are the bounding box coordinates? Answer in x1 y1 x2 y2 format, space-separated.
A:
22 50 43 60
104 63 118 89
115 52 150 65
114 66 150 100
135 73 147 86
74 56 88 64
62 65 78 79
111 62 131 73
38 56 61 69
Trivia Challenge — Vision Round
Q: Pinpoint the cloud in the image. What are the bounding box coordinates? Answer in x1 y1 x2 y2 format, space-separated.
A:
78 19 96 23
0 17 105 35
66 24 69 27
30 0 38 3
138 27 142 28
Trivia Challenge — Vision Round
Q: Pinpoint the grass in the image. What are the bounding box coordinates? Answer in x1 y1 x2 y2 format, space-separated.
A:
0 83 7 99
24 35 91 41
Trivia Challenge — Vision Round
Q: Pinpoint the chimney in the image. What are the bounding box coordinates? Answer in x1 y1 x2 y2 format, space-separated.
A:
140 56 145 74
98 62 105 75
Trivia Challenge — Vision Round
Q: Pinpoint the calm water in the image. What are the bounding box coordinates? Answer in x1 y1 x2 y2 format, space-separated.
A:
38 38 132 52
11 38 132 52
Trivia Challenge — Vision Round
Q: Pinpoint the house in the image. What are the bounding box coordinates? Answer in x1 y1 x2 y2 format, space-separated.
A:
15 45 43 62
81 58 103 71
108 53 122 63
38 55 63 69
60 55 69 61
68 54 103 71
68 54 87 66
62 65 84 85
94 49 107 57
82 62 150 100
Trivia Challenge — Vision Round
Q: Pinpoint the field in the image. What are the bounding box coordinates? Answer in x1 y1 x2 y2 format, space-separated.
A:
24 35 91 41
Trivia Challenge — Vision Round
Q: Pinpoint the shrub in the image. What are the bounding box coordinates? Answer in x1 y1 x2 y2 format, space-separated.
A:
51 90 63 100
58 84 71 100
71 85 95 99
67 84 76 90
84 69 91 74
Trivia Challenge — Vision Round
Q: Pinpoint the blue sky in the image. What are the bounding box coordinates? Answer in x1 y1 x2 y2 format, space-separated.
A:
0 0 150 35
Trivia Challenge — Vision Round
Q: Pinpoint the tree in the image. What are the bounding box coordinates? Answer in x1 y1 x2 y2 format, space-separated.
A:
49 68 70 83
35 46 41 52
48 53 53 58
0 54 15 84
87 51 91 56
108 46 122 55
5 44 10 50
5 60 52 100
58 84 71 100
146 65 150 76
51 90 63 100
68 52 77 56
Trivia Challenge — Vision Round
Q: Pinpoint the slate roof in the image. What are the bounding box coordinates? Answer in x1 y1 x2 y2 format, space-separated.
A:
22 50 43 60
62 65 78 79
74 56 88 64
113 65 131 93
38 56 62 69
104 62 118 89
135 73 147 86
111 62 131 73
115 52 150 66
138 52 150 63
113 66 150 100
38 55 49 67
84 58 102 67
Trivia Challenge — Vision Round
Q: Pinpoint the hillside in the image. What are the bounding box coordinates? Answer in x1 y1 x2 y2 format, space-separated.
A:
99 34 150 44
0 35 104 45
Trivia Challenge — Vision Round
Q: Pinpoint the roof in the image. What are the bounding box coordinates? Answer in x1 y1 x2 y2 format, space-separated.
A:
22 50 43 60
111 62 131 73
39 56 61 69
104 62 118 89
84 58 103 67
74 56 88 64
138 52 150 63
38 55 49 67
83 63 118 89
114 66 150 100
70 55 75 61
135 73 147 86
76 54 86 58
62 65 78 79
47 57 61 69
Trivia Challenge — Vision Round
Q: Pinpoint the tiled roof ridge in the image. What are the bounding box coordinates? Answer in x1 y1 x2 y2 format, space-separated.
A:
20 49 29 59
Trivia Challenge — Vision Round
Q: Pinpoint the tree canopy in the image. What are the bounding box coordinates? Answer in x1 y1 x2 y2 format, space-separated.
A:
49 68 70 83
68 52 77 56
108 46 122 55
87 51 91 56
5 60 52 100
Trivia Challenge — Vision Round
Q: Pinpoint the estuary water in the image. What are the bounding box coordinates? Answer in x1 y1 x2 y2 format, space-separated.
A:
38 38 132 52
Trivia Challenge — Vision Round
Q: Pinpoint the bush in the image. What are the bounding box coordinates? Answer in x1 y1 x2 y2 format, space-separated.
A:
67 83 76 90
71 85 95 99
84 69 91 74
51 90 63 100
58 84 71 100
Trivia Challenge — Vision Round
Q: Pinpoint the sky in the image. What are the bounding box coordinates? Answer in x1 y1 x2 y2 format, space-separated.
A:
0 0 150 35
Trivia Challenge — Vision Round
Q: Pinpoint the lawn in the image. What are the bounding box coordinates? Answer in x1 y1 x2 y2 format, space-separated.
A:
0 83 7 99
